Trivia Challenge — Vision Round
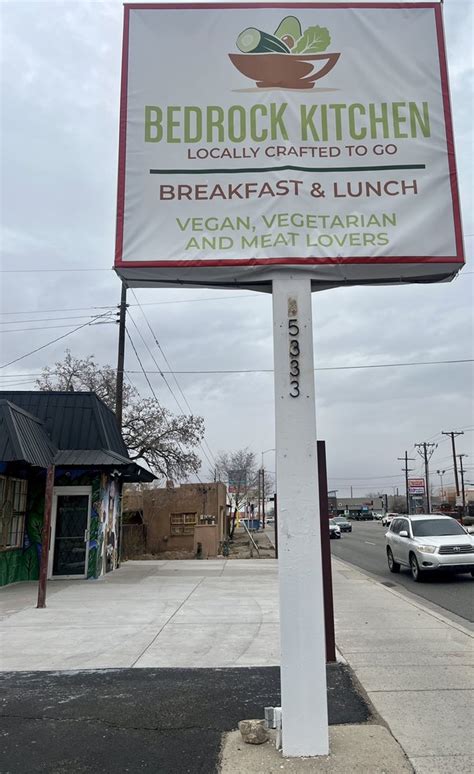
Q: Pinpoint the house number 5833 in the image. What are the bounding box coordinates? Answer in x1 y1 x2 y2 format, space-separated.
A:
288 318 300 398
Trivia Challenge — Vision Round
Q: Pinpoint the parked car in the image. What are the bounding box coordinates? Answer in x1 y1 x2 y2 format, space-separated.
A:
331 516 352 533
329 519 341 539
381 512 398 527
385 514 474 581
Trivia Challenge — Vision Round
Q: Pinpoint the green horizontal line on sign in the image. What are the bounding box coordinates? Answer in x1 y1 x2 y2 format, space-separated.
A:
149 164 426 175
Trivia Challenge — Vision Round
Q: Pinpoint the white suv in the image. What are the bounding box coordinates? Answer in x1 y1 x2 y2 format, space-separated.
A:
385 514 474 582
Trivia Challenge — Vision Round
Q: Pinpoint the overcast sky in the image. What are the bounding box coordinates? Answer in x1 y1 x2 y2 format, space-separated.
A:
1 0 473 497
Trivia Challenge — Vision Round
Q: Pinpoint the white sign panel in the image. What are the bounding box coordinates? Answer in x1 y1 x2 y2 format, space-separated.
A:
115 2 464 289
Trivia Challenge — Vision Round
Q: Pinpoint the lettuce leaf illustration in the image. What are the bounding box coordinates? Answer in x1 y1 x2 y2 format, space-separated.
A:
293 26 331 54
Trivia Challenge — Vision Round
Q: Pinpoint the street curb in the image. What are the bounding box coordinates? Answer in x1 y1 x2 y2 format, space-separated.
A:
332 556 473 637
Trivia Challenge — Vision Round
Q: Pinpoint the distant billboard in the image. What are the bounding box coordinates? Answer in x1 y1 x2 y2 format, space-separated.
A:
115 3 463 290
408 478 426 495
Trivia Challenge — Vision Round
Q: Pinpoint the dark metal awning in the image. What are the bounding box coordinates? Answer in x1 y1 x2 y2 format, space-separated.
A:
0 400 57 468
54 449 155 482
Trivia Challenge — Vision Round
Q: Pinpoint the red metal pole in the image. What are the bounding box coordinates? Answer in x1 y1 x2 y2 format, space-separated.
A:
37 464 55 609
317 441 337 663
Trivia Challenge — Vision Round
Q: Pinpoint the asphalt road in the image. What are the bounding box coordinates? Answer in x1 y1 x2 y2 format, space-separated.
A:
330 521 474 623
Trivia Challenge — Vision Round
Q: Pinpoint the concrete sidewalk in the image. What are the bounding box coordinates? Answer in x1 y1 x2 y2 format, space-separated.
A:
1 557 473 772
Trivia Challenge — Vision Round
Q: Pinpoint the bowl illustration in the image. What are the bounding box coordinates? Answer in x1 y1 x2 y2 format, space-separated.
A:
229 52 340 89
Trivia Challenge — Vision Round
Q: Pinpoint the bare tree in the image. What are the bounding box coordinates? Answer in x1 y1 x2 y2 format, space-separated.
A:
36 350 204 482
213 448 258 506
213 448 258 538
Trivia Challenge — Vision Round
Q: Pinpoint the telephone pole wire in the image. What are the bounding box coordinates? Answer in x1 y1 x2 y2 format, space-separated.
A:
441 431 464 496
414 442 437 512
398 451 415 513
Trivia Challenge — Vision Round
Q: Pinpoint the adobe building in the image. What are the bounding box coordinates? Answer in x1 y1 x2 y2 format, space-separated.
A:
123 481 227 557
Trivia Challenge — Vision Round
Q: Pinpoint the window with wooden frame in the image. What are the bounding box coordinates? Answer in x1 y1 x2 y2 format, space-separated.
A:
170 512 197 536
0 477 28 550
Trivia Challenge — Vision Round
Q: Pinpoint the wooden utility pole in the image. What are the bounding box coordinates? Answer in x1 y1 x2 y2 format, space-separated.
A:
398 451 414 513
115 283 128 430
37 465 55 609
458 454 468 519
442 430 464 496
415 442 437 512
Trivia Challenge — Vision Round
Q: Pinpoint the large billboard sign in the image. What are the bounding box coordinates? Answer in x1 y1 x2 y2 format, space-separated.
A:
115 2 464 290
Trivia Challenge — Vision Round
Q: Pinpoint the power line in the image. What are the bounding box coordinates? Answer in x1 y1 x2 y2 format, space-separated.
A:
122 357 473 373
0 314 107 325
0 321 115 334
130 290 217 468
126 307 217 473
0 305 117 316
124 325 204 485
2 364 474 383
0 311 114 370
0 294 258 316
328 474 404 480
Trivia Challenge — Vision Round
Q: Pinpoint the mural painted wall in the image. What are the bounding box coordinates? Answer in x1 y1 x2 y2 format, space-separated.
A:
0 468 122 587
88 473 120 578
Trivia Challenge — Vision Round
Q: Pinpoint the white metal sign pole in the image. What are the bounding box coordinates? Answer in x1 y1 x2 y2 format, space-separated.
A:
272 275 328 757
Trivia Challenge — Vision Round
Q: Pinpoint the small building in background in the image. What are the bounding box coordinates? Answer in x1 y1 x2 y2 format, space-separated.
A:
122 481 227 557
0 391 154 587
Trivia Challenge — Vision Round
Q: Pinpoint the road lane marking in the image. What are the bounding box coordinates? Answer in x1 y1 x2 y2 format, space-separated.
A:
365 541 376 545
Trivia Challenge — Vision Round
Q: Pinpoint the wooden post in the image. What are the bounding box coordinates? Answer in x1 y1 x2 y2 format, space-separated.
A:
37 464 55 609
115 282 127 430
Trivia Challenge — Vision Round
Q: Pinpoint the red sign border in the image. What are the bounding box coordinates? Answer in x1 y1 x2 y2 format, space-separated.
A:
115 2 464 270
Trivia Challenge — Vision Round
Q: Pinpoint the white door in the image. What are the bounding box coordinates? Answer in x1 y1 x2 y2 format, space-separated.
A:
48 486 91 579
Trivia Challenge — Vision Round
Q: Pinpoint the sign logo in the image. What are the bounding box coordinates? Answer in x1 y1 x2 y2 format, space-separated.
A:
229 15 340 90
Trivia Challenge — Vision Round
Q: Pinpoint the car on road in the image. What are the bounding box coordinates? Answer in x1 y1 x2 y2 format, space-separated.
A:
329 519 341 539
331 516 352 533
381 512 398 527
385 514 474 582
372 512 383 521
356 511 374 521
